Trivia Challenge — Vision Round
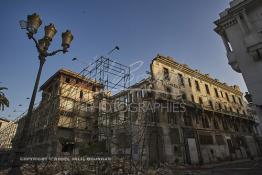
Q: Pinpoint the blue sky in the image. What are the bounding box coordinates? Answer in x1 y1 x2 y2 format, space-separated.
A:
0 0 247 120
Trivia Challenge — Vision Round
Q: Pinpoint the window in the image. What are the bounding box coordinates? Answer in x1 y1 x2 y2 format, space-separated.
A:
220 91 224 98
124 97 128 104
188 78 192 87
205 84 210 94
209 100 213 109
170 128 180 144
65 77 70 83
196 115 200 124
242 124 247 132
215 135 225 145
214 88 219 98
238 97 243 106
166 87 172 93
141 90 145 98
92 85 96 92
225 92 229 101
202 116 210 128
218 103 222 110
62 143 74 153
168 112 177 124
80 90 83 99
86 103 92 111
182 93 187 100
195 80 200 92
184 115 192 126
174 146 181 156
232 95 236 103
163 67 170 80
129 93 133 103
199 135 213 145
214 119 219 129
146 111 153 122
199 97 203 105
154 110 160 123
191 95 195 103
138 90 143 98
234 123 239 132
178 73 184 86
133 144 139 154
222 119 229 130
60 98 74 111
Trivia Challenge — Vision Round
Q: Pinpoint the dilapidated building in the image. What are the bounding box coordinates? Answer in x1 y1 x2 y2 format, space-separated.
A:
13 69 102 156
0 118 17 166
110 55 261 165
0 118 17 149
13 55 261 166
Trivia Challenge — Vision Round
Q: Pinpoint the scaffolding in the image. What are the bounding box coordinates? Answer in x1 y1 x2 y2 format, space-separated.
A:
0 55 134 174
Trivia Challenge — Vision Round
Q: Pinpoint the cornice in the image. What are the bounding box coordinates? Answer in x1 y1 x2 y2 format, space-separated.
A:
152 55 243 96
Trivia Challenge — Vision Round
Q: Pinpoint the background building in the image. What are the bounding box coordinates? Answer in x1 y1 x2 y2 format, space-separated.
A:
13 69 102 156
11 55 260 166
214 0 262 134
111 55 260 166
0 117 17 166
0 117 10 130
0 119 17 149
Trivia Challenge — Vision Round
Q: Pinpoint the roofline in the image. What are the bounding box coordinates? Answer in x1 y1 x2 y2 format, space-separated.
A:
0 117 10 122
214 0 256 31
152 54 243 96
39 68 102 91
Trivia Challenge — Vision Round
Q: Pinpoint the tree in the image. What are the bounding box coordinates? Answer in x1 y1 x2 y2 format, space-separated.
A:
0 87 9 111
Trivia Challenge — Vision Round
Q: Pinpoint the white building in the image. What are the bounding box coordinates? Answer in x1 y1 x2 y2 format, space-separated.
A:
110 55 260 165
0 117 10 130
214 0 262 134
0 117 17 149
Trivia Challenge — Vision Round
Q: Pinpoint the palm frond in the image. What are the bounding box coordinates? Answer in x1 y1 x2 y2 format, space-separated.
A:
0 87 8 91
0 94 9 111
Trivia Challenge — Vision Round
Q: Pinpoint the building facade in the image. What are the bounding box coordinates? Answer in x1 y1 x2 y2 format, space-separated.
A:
0 118 17 149
13 69 101 156
0 117 10 130
13 56 261 165
111 55 260 165
0 118 17 166
214 0 262 134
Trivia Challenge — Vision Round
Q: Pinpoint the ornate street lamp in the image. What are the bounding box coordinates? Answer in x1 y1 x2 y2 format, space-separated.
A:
62 30 74 51
44 23 57 41
9 13 73 175
26 13 42 35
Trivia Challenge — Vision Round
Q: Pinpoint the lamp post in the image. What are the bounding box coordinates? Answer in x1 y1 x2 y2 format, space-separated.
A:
9 13 73 174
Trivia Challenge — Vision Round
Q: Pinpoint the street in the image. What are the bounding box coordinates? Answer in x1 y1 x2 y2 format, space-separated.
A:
179 159 262 175
210 159 262 175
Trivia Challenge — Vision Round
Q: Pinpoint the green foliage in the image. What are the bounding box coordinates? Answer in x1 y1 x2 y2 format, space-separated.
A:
0 86 9 111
